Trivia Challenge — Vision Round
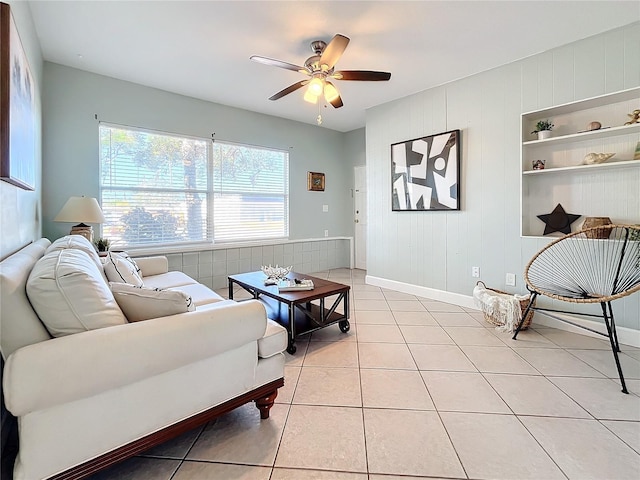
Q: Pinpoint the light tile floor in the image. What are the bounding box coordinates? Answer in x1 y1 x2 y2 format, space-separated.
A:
89 268 640 479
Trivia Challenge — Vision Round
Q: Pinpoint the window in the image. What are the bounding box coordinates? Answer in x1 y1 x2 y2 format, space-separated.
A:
212 141 289 242
99 124 289 247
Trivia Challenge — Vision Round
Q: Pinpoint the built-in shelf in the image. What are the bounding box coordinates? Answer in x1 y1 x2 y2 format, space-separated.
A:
522 87 640 118
520 87 640 238
523 159 640 175
523 123 640 147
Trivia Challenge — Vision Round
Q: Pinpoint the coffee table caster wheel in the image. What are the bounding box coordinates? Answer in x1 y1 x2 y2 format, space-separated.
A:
287 343 297 355
339 320 350 333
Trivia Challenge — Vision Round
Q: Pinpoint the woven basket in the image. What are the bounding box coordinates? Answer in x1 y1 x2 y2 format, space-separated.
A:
476 281 535 330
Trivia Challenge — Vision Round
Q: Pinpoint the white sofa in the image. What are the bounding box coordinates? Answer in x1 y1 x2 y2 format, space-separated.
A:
0 237 287 480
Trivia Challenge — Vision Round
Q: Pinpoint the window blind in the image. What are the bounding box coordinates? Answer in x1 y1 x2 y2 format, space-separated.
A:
212 141 289 242
99 124 211 247
99 124 289 248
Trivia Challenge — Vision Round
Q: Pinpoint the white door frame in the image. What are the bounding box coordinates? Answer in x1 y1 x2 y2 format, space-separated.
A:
354 165 367 270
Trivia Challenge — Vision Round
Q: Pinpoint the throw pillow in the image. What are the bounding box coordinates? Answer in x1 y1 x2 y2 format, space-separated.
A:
110 283 195 322
26 249 127 337
103 251 144 287
46 235 103 270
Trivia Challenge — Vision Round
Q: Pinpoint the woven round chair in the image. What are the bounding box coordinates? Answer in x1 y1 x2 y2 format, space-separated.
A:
513 224 640 393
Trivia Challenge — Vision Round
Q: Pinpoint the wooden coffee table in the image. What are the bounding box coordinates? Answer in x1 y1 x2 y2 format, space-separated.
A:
228 271 350 354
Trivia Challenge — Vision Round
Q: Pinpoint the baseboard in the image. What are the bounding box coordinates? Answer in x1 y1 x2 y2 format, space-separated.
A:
366 275 477 309
365 275 640 348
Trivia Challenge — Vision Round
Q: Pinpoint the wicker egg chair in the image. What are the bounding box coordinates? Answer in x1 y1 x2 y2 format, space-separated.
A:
513 225 640 393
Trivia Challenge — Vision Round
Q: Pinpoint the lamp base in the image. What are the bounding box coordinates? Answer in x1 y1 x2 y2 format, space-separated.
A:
70 224 93 242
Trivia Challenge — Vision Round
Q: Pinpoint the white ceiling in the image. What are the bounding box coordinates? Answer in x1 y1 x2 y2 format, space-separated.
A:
28 1 640 132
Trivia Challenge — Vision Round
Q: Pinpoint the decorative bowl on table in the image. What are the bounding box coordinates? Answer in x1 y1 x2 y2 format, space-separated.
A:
261 265 292 285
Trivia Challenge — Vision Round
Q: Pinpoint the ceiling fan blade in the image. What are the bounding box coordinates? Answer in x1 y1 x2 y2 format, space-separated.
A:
269 80 308 101
324 81 344 108
319 34 350 70
250 55 307 73
333 70 391 81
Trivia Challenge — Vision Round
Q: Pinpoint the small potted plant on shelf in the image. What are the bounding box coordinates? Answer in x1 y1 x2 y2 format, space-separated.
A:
94 237 111 253
532 120 554 140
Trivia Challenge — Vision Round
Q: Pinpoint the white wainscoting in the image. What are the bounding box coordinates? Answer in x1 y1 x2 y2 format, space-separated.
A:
132 237 353 290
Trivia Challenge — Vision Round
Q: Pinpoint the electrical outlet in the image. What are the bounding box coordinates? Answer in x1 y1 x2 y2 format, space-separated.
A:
324 230 329 237
322 204 329 212
506 273 516 286
471 266 480 278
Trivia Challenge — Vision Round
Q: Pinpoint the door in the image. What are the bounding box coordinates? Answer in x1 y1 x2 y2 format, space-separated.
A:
354 165 367 270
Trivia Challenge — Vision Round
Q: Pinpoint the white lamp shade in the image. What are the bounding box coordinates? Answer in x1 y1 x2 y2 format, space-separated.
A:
304 89 318 104
324 82 340 103
308 77 324 96
54 196 106 224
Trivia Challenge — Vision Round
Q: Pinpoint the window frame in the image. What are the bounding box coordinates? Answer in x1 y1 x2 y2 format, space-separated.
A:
211 139 290 244
98 123 290 249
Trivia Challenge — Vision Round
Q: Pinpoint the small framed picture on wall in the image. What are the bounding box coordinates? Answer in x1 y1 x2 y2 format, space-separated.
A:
307 171 325 191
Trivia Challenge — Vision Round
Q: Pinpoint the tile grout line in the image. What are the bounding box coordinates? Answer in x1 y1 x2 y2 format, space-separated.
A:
392 294 471 480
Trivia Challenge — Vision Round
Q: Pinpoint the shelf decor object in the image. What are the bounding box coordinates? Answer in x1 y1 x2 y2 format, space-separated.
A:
307 171 325 191
625 109 639 125
583 152 615 165
537 203 581 235
520 87 640 237
0 2 36 190
531 119 554 140
391 129 461 211
582 217 612 239
532 160 545 170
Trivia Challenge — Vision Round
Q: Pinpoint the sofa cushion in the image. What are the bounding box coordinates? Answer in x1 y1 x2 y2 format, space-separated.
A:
46 235 102 270
110 283 196 322
103 251 144 287
26 249 127 337
142 271 198 289
258 319 288 358
0 239 53 358
167 283 225 307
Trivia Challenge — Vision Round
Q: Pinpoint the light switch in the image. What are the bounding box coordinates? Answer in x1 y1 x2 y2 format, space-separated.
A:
322 205 329 212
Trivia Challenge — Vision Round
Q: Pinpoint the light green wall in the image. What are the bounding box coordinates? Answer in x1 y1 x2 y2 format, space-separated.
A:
344 128 366 168
0 1 43 259
42 63 359 243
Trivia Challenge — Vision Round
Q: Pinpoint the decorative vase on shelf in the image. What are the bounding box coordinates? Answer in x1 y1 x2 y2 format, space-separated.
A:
537 130 552 140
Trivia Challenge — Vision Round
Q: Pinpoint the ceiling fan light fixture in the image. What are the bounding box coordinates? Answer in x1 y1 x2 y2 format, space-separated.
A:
303 88 318 104
324 82 340 103
308 77 324 96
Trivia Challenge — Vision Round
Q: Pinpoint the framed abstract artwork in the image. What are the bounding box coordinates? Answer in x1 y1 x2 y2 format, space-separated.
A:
0 2 36 190
391 129 460 211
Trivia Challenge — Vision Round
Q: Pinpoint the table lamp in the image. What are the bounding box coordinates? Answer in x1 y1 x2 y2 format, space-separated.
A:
54 196 105 242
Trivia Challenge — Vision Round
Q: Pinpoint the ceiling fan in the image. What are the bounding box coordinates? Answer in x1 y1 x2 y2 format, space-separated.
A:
250 34 391 109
